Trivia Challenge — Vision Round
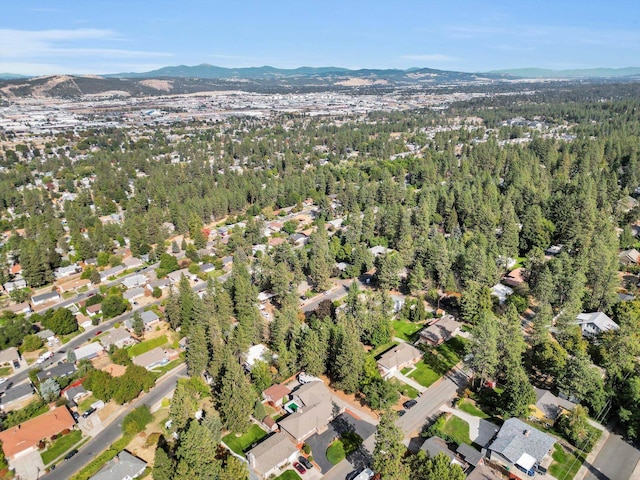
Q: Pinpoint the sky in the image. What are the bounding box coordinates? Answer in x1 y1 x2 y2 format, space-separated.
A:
1 0 639 76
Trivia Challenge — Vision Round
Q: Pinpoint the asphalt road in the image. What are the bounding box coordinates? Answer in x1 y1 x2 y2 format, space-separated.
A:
582 432 640 480
44 364 187 480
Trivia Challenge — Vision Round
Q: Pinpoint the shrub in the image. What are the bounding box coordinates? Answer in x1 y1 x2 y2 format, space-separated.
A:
302 443 311 455
122 405 153 435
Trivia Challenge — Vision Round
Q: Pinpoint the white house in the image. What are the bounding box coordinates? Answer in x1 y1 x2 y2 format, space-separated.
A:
575 312 619 337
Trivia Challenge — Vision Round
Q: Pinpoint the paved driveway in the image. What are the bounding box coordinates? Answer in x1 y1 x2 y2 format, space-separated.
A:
582 432 640 480
305 412 376 473
11 448 45 480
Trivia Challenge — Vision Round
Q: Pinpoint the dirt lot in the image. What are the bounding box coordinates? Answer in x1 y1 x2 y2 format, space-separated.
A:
126 407 171 466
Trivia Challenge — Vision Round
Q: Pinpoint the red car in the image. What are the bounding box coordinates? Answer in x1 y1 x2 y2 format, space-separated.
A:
293 462 306 474
94 330 103 336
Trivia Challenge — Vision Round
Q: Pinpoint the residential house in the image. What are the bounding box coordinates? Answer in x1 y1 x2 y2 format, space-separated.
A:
574 312 619 337
132 347 168 370
491 283 514 304
619 249 640 266
544 245 563 257
100 327 135 349
377 342 423 379
3 278 26 293
246 432 298 478
278 381 344 444
54 264 80 279
57 278 91 293
531 388 576 426
369 245 392 257
31 291 61 306
0 383 35 412
90 450 147 480
1 302 31 316
268 237 286 247
166 268 194 284
0 347 20 366
289 233 308 246
257 291 276 303
200 263 215 273
146 278 171 294
125 310 160 331
221 256 234 272
262 383 291 407
123 287 145 302
64 385 89 405
417 315 462 346
502 268 526 288
121 274 148 289
456 444 484 468
36 363 76 383
390 294 405 313
122 256 144 270
421 436 457 463
35 329 55 343
244 344 273 371
488 418 555 474
87 303 102 316
73 343 104 361
99 265 126 281
0 406 75 459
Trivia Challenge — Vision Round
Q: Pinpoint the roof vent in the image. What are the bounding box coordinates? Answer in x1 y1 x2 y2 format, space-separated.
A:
523 429 530 437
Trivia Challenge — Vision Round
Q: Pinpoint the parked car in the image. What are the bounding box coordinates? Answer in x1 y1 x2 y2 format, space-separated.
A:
0 378 6 385
94 330 103 336
403 399 417 409
12 360 20 369
298 456 313 470
64 449 78 461
397 409 406 417
82 407 96 418
293 462 306 474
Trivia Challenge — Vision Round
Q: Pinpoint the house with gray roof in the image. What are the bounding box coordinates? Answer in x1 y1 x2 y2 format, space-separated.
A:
488 418 555 473
125 310 160 331
132 347 168 370
99 265 125 281
0 347 19 365
64 385 89 404
0 383 35 412
574 312 619 337
246 431 298 478
121 274 148 289
417 315 462 346
31 291 60 306
90 450 146 480
421 436 457 462
100 327 135 349
36 363 76 382
123 288 145 301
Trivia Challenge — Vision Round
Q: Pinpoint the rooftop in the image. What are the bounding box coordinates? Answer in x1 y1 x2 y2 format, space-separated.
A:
489 418 555 465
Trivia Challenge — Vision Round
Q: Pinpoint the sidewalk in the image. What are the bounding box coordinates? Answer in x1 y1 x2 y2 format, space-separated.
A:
390 369 427 393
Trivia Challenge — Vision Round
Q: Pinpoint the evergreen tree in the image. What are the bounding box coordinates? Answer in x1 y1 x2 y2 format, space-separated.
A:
372 411 409 480
131 311 144 337
332 322 365 394
308 226 334 290
218 359 256 434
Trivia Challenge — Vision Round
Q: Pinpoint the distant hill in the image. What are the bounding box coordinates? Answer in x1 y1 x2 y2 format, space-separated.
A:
0 73 31 80
490 67 640 78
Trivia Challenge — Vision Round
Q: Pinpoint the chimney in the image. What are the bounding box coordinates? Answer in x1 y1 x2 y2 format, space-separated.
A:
523 430 530 437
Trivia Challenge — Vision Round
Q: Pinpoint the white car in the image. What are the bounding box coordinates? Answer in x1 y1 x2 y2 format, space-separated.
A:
0 378 7 385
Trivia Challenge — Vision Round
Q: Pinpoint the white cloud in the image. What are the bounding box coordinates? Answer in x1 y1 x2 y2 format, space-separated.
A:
401 54 457 63
0 28 172 60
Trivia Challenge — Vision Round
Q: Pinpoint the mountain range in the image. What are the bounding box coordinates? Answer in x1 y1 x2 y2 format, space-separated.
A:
0 64 638 99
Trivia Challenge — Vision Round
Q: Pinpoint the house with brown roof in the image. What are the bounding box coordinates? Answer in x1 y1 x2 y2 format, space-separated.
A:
417 315 462 346
377 342 422 379
262 383 291 407
246 431 298 478
278 381 344 444
0 405 75 459
502 268 526 288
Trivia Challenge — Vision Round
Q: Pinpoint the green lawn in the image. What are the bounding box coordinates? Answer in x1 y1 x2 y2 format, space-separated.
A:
78 395 97 413
457 399 489 419
549 443 585 480
391 320 422 342
222 425 268 455
395 381 419 399
41 430 82 465
370 341 399 358
127 335 168 358
326 439 346 465
274 471 302 480
407 361 441 388
0 366 11 376
441 415 472 446
151 358 183 378
419 337 467 380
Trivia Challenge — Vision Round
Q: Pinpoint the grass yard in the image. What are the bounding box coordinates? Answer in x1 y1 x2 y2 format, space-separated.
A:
151 358 183 377
274 471 302 480
222 425 268 455
326 439 346 465
41 430 82 465
407 361 441 388
441 415 472 446
391 320 422 342
457 399 490 419
420 337 467 380
395 380 419 399
370 341 399 358
127 335 168 358
78 395 97 413
549 444 585 480
0 366 11 376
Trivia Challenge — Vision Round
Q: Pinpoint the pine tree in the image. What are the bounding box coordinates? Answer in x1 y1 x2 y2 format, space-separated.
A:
218 359 256 434
332 322 365 394
308 227 334 290
372 411 409 480
131 311 144 337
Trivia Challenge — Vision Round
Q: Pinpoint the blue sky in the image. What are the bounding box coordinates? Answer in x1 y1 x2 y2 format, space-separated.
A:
1 0 639 75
